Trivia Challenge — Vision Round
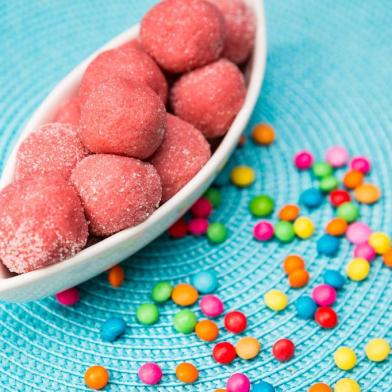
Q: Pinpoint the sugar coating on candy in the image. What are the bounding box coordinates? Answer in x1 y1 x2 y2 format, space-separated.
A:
0 175 88 273
150 114 210 202
117 38 143 53
80 78 166 159
79 47 168 104
140 0 225 73
209 0 256 64
71 154 162 237
172 59 246 138
53 97 81 125
15 123 88 181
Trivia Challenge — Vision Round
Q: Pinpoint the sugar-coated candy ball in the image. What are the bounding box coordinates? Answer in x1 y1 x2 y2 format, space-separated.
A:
0 175 88 273
325 146 349 168
191 197 213 218
56 287 80 306
172 283 198 306
312 162 333 179
264 289 288 311
312 284 336 306
249 195 275 217
319 175 340 193
336 202 360 223
138 362 162 385
315 307 338 328
317 234 340 257
53 97 81 125
204 187 222 208
173 309 198 334
150 114 211 202
188 218 209 236
226 373 250 392
368 232 391 254
334 378 360 392
176 362 199 383
300 188 324 209
141 0 224 73
329 189 351 207
343 170 364 189
253 221 274 241
108 265 125 288
137 303 159 325
191 270 218 294
100 317 126 342
85 365 109 390
295 296 317 319
354 183 381 204
294 150 314 170
79 47 168 104
323 270 346 290
278 204 300 221
172 59 246 138
293 216 315 239
168 218 188 239
207 222 228 243
224 311 247 334
235 337 260 359
71 155 162 236
15 123 88 181
252 123 276 145
365 338 390 362
195 319 219 341
80 78 166 159
353 243 376 261
383 249 392 268
272 338 295 362
350 156 371 174
346 222 371 245
200 294 224 317
308 383 332 392
231 166 255 187
288 269 310 288
334 347 357 371
283 254 305 274
253 380 276 392
213 342 236 364
274 221 295 243
210 0 255 64
325 218 348 237
151 281 173 303
346 258 370 281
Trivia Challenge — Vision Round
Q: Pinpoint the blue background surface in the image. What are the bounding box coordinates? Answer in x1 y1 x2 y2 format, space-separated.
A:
0 0 391 390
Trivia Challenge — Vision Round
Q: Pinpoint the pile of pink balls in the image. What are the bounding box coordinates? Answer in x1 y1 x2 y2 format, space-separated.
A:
0 0 256 274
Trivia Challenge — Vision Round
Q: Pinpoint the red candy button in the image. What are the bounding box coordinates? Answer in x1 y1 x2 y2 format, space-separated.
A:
212 342 236 364
272 338 295 361
224 311 247 334
329 190 351 207
315 307 338 328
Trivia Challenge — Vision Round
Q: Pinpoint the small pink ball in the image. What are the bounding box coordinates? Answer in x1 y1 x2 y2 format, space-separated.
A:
350 156 371 174
56 287 80 306
325 146 349 168
227 373 251 392
199 294 224 318
294 150 314 170
191 197 213 218
188 218 209 236
253 221 274 241
138 362 162 385
312 284 336 306
354 242 376 262
346 222 372 245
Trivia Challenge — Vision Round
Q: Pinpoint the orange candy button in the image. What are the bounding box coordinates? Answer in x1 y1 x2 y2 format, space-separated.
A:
195 319 219 341
343 170 364 189
85 366 109 390
172 283 198 306
383 249 392 268
252 123 276 145
108 265 124 287
325 217 348 236
175 362 199 383
308 382 332 392
354 183 381 204
283 254 305 274
278 204 300 221
288 269 309 288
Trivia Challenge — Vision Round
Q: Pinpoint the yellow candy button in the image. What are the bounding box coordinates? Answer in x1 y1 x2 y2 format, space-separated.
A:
365 338 390 362
264 289 288 311
293 216 315 239
334 378 361 392
333 347 357 371
346 258 370 281
368 232 391 255
230 166 255 187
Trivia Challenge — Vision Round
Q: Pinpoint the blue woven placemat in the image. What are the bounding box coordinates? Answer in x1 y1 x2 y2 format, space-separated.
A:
0 1 391 391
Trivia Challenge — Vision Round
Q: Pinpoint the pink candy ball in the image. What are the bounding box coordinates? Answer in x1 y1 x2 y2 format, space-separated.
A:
199 294 224 318
346 222 371 245
325 146 349 168
354 243 376 262
56 287 80 306
227 373 251 392
138 362 162 385
294 150 314 170
350 156 371 174
191 198 213 218
188 218 209 236
312 284 336 306
253 221 274 241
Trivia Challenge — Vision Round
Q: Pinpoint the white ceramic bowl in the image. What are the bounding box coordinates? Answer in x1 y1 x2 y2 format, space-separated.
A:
0 0 267 302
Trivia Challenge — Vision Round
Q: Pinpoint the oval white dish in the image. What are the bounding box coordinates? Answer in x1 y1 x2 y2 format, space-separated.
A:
0 0 267 302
